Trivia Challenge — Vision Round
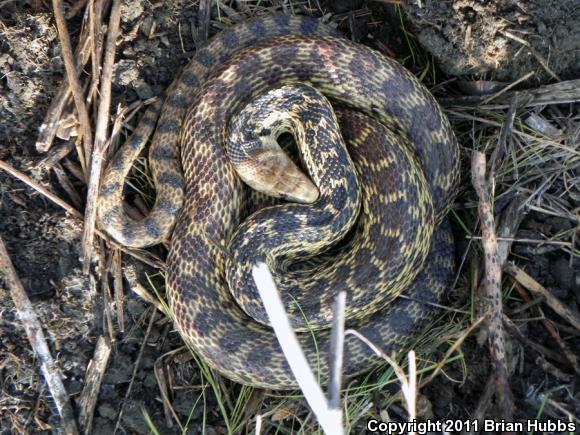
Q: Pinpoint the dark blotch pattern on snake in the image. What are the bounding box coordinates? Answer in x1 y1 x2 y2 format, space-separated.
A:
97 15 460 389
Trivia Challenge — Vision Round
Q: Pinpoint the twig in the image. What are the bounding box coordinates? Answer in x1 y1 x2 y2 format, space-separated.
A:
495 195 529 265
545 398 580 424
405 351 417 423
112 249 125 332
100 242 116 342
153 349 184 429
35 140 75 170
0 159 83 219
52 163 83 210
489 93 517 182
504 262 580 331
82 0 122 273
480 71 535 105
0 235 79 435
63 158 86 183
88 0 104 105
51 0 94 169
0 159 165 270
534 356 573 383
446 111 576 150
36 87 74 154
328 291 345 410
252 263 344 435
123 265 168 314
419 316 486 388
503 314 569 365
255 415 263 435
467 236 573 247
78 336 112 434
507 295 543 315
442 79 580 109
345 330 418 422
471 151 513 420
36 10 93 155
511 280 580 375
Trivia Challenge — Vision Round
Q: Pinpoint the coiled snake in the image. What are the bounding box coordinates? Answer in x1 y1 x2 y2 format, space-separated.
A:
98 15 460 389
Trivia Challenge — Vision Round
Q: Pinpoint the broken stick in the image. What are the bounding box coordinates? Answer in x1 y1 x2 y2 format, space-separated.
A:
471 151 513 421
0 235 79 435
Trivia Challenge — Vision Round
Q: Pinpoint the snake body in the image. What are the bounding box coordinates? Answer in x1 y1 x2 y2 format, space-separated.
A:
98 15 460 389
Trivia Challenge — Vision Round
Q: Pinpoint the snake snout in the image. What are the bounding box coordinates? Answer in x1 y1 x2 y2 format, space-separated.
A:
234 145 320 204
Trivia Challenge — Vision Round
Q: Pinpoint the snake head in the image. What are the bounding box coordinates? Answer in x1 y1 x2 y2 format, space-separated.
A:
232 138 319 204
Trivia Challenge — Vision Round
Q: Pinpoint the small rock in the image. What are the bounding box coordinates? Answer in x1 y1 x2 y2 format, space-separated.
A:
114 59 140 86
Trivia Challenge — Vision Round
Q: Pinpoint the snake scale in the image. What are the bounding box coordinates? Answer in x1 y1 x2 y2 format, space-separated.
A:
98 15 460 389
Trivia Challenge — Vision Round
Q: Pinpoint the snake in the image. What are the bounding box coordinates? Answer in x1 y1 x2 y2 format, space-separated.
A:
97 15 460 389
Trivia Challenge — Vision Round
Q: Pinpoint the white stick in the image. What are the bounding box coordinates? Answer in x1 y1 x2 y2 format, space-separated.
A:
251 263 343 435
0 235 78 434
328 291 346 409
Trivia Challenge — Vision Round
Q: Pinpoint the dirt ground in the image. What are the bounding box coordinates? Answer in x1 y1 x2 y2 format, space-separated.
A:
404 0 580 81
0 0 579 434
